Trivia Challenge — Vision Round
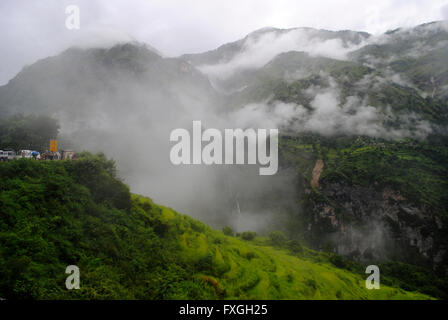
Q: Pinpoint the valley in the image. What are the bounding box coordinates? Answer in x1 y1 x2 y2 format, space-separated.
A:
1 20 447 300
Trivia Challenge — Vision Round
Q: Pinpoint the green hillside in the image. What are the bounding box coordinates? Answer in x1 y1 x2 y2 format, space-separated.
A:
280 135 448 216
350 21 448 100
278 134 448 291
0 154 431 299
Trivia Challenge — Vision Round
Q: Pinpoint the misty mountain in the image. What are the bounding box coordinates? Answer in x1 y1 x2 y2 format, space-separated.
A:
225 50 447 136
0 42 218 118
182 23 447 136
0 22 447 275
182 26 370 66
0 43 226 218
350 21 448 100
2 23 446 141
181 27 369 94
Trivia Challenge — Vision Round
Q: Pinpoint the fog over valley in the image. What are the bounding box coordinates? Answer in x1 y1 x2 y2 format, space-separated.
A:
1 19 448 234
1 0 448 301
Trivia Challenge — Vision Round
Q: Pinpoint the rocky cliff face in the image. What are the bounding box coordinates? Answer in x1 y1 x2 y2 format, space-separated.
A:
305 180 448 271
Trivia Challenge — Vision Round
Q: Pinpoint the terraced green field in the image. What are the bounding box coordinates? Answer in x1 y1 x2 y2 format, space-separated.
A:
145 196 431 300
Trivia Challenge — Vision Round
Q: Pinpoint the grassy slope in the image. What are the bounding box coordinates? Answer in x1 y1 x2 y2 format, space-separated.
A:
151 196 430 300
0 156 431 299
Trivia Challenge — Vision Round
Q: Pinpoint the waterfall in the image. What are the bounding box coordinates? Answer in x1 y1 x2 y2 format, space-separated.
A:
235 198 241 232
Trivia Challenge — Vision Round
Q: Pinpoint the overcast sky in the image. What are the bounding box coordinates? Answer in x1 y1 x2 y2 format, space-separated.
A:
1 0 447 85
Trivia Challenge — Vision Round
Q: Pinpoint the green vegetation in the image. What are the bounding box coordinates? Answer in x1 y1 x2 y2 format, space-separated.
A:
278 134 448 298
280 135 448 216
0 154 432 299
326 254 448 299
239 231 257 241
378 261 448 299
269 231 288 247
351 22 448 101
322 139 448 215
222 226 234 237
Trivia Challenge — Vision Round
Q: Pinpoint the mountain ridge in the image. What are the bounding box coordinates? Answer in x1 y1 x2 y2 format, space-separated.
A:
0 20 447 289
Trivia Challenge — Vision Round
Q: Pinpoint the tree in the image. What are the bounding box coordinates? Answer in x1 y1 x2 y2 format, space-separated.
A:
269 231 287 247
240 231 256 241
222 226 234 236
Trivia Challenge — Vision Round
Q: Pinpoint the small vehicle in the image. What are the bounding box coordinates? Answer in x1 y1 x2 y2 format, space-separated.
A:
0 149 16 161
6 150 16 160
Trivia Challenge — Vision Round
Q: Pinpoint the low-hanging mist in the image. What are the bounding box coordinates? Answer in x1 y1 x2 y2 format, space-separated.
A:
1 22 447 234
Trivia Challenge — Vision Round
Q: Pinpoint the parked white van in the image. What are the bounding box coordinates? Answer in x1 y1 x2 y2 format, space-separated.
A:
0 150 16 161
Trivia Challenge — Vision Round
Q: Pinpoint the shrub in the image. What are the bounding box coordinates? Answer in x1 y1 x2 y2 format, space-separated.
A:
269 231 287 247
288 239 304 254
330 254 348 269
246 251 257 260
196 253 213 272
222 226 234 236
240 231 257 241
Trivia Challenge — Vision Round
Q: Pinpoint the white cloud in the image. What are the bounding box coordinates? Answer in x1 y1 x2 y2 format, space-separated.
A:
1 0 447 84
227 78 433 139
442 3 448 20
198 28 366 80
